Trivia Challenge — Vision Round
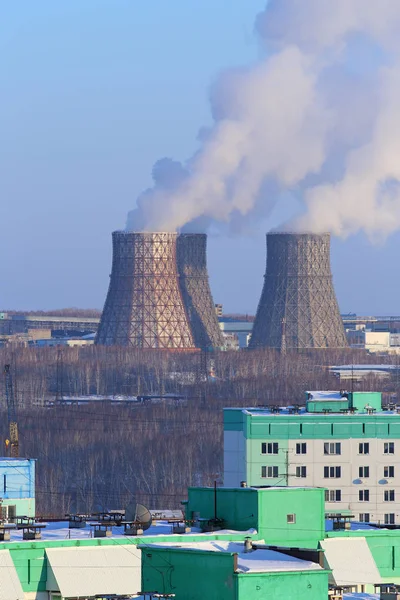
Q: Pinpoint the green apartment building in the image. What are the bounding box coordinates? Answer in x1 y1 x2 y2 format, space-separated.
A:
224 391 400 524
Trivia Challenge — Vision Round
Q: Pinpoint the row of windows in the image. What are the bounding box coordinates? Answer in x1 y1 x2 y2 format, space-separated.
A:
323 465 396 478
261 465 396 479
261 466 308 478
359 513 395 524
358 466 395 478
325 489 397 503
261 442 396 455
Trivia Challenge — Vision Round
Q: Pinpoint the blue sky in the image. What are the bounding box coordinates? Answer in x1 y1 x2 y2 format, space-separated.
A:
1 1 399 315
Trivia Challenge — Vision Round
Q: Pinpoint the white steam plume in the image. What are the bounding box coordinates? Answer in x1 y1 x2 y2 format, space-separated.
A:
127 1 400 239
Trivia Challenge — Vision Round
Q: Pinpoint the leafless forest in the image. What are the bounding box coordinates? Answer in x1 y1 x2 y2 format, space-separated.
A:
0 345 397 516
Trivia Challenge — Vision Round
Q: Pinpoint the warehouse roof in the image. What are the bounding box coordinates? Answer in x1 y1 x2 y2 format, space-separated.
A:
46 545 140 598
320 538 381 586
0 550 24 600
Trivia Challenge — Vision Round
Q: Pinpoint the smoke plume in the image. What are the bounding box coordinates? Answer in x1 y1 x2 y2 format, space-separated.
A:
127 1 400 239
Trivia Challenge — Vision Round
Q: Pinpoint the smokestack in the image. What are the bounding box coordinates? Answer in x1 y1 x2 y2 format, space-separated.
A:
249 233 347 350
176 234 224 349
96 232 194 348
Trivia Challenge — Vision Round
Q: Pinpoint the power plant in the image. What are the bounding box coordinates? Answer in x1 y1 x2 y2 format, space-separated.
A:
249 233 347 351
95 232 194 348
176 234 224 349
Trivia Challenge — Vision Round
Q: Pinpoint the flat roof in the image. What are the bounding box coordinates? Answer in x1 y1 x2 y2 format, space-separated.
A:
306 391 346 401
141 540 323 573
224 407 398 418
0 520 257 545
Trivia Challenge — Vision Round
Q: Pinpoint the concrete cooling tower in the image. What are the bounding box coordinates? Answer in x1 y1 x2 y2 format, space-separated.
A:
95 232 194 348
176 233 224 349
249 233 347 350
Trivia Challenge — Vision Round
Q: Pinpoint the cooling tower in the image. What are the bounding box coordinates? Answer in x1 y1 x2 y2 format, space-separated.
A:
177 233 224 349
96 232 194 348
249 233 347 350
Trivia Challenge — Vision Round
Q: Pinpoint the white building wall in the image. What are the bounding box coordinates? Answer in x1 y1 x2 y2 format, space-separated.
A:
223 431 246 487
287 437 400 523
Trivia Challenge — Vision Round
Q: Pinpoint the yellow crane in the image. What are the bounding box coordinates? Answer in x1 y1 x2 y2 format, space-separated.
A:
4 364 19 457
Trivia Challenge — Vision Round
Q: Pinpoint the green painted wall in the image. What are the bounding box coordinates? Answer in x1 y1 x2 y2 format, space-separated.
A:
186 487 259 532
142 547 329 600
224 410 245 432
141 547 329 600
350 392 382 413
224 408 400 440
307 400 349 413
236 570 328 600
186 487 325 550
257 488 325 549
0 530 255 594
141 547 237 600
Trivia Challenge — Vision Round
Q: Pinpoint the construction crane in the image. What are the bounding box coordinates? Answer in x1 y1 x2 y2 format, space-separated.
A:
4 364 19 457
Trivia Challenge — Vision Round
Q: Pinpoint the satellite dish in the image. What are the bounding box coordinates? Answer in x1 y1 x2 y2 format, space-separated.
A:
125 502 152 531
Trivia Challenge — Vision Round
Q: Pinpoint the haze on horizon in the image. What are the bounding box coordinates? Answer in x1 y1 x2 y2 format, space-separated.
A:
2 1 400 316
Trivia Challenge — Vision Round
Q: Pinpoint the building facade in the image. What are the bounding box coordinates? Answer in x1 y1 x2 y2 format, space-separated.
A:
224 392 400 525
0 458 36 519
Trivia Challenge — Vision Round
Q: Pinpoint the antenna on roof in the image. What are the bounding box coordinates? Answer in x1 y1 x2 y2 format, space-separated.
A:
125 502 152 532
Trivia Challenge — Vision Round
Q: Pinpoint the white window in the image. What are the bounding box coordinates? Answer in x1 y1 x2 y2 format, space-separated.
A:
324 442 341 455
295 466 307 478
287 514 296 524
261 442 278 455
384 466 395 478
325 490 341 502
261 466 278 478
359 443 369 455
384 490 395 502
296 443 307 455
385 513 395 525
359 490 370 501
359 513 370 523
384 442 395 455
359 466 370 478
324 466 341 478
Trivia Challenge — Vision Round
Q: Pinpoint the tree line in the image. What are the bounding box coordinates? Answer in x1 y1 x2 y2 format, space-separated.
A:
0 344 397 515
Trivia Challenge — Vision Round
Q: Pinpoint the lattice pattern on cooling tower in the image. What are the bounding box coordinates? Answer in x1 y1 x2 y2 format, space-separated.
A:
96 232 194 348
249 233 348 350
177 234 224 349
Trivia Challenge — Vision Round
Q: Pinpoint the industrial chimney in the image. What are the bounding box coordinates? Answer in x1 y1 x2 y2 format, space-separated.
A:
96 232 194 348
249 233 347 350
177 234 224 349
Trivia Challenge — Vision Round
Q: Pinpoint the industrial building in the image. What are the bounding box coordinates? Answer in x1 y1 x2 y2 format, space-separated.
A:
141 540 327 600
96 231 223 349
0 459 36 520
4 482 400 598
176 233 224 349
96 231 194 348
0 314 100 336
224 391 400 525
249 233 347 350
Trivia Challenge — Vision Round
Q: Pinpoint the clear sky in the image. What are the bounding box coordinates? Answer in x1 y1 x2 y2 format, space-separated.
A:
1 1 399 316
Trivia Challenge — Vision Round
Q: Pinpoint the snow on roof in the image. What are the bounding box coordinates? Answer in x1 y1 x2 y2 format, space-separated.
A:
306 391 346 401
320 538 381 586
0 520 257 544
325 520 379 532
227 406 400 417
141 540 323 573
343 595 379 600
